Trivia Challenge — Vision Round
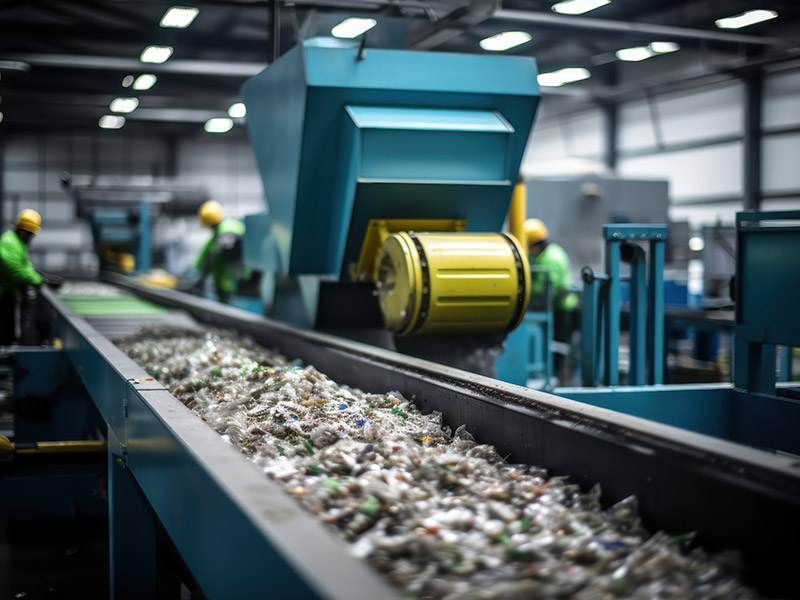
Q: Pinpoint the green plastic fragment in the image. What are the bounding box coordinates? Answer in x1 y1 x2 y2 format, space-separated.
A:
308 464 323 473
304 439 314 455
361 495 381 517
323 478 342 490
520 516 531 532
275 445 285 456
211 368 222 377
672 533 692 545
496 532 510 545
391 408 409 419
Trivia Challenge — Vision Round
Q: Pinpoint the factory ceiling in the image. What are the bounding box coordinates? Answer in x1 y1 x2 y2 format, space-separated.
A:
0 0 798 136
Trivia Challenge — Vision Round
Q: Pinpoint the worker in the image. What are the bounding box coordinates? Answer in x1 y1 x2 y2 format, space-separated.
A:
193 200 248 304
525 218 579 383
0 209 43 345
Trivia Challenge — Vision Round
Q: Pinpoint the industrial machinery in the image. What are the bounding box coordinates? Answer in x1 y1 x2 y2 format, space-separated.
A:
241 38 537 371
0 274 792 598
561 211 800 456
68 177 209 275
5 35 799 600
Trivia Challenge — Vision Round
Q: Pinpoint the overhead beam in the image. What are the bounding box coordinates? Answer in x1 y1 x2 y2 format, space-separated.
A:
494 9 788 47
410 0 497 50
2 54 266 77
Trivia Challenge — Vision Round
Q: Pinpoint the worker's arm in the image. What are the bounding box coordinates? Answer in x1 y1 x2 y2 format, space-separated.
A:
0 238 42 288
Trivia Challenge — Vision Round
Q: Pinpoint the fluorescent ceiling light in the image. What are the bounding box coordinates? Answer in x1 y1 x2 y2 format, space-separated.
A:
99 115 125 130
140 45 174 64
537 67 590 87
204 118 233 133
122 75 134 88
616 41 680 62
689 236 705 252
160 6 199 28
552 0 609 15
479 31 532 51
616 46 654 62
649 41 680 54
331 18 377 39
133 74 157 90
0 112 4 124
715 9 777 29
228 102 246 118
110 97 139 113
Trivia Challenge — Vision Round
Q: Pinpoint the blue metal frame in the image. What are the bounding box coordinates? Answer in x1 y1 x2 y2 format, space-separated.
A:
565 211 800 455
88 199 152 274
0 349 107 519
582 224 667 386
734 211 800 394
41 288 397 600
496 268 553 388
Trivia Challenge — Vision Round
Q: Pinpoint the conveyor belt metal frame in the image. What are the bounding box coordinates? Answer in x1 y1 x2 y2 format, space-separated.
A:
46 277 800 597
41 286 398 600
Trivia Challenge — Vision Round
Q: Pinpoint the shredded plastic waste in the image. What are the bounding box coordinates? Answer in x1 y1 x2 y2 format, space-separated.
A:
117 326 757 599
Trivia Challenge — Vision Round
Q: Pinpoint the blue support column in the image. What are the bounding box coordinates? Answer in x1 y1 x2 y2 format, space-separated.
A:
605 241 620 386
629 247 647 385
108 427 158 600
778 346 793 382
581 278 598 386
136 200 151 273
647 238 665 384
734 339 777 395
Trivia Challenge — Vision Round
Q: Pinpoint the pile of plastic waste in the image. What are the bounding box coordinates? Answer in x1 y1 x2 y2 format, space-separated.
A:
118 326 755 599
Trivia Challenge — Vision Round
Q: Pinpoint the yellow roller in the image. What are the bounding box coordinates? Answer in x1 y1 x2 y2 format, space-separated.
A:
376 232 530 336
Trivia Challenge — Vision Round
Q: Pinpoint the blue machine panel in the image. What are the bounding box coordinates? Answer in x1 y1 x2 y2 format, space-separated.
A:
736 212 800 348
242 38 540 278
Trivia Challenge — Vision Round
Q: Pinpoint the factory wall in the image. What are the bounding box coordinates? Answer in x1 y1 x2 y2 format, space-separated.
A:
524 66 800 230
0 133 264 275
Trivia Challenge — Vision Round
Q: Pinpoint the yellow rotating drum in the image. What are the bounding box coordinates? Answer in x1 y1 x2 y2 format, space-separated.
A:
376 232 530 336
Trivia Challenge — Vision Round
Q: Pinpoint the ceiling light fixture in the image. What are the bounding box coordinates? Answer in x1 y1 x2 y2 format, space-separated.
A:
140 45 174 64
616 46 655 62
99 115 125 130
0 112 4 124
537 67 590 87
110 97 139 113
649 41 680 54
331 17 377 39
551 0 609 16
160 6 199 28
715 9 777 29
133 74 157 91
204 118 233 133
689 236 705 252
479 31 532 52
616 41 680 62
228 102 246 118
122 75 135 88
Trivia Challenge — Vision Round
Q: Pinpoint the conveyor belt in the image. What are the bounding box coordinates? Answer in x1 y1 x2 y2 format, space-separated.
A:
44 278 800 598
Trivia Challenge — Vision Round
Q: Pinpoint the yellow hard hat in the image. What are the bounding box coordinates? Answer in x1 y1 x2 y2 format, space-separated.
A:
198 201 223 227
16 209 42 234
524 218 548 246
